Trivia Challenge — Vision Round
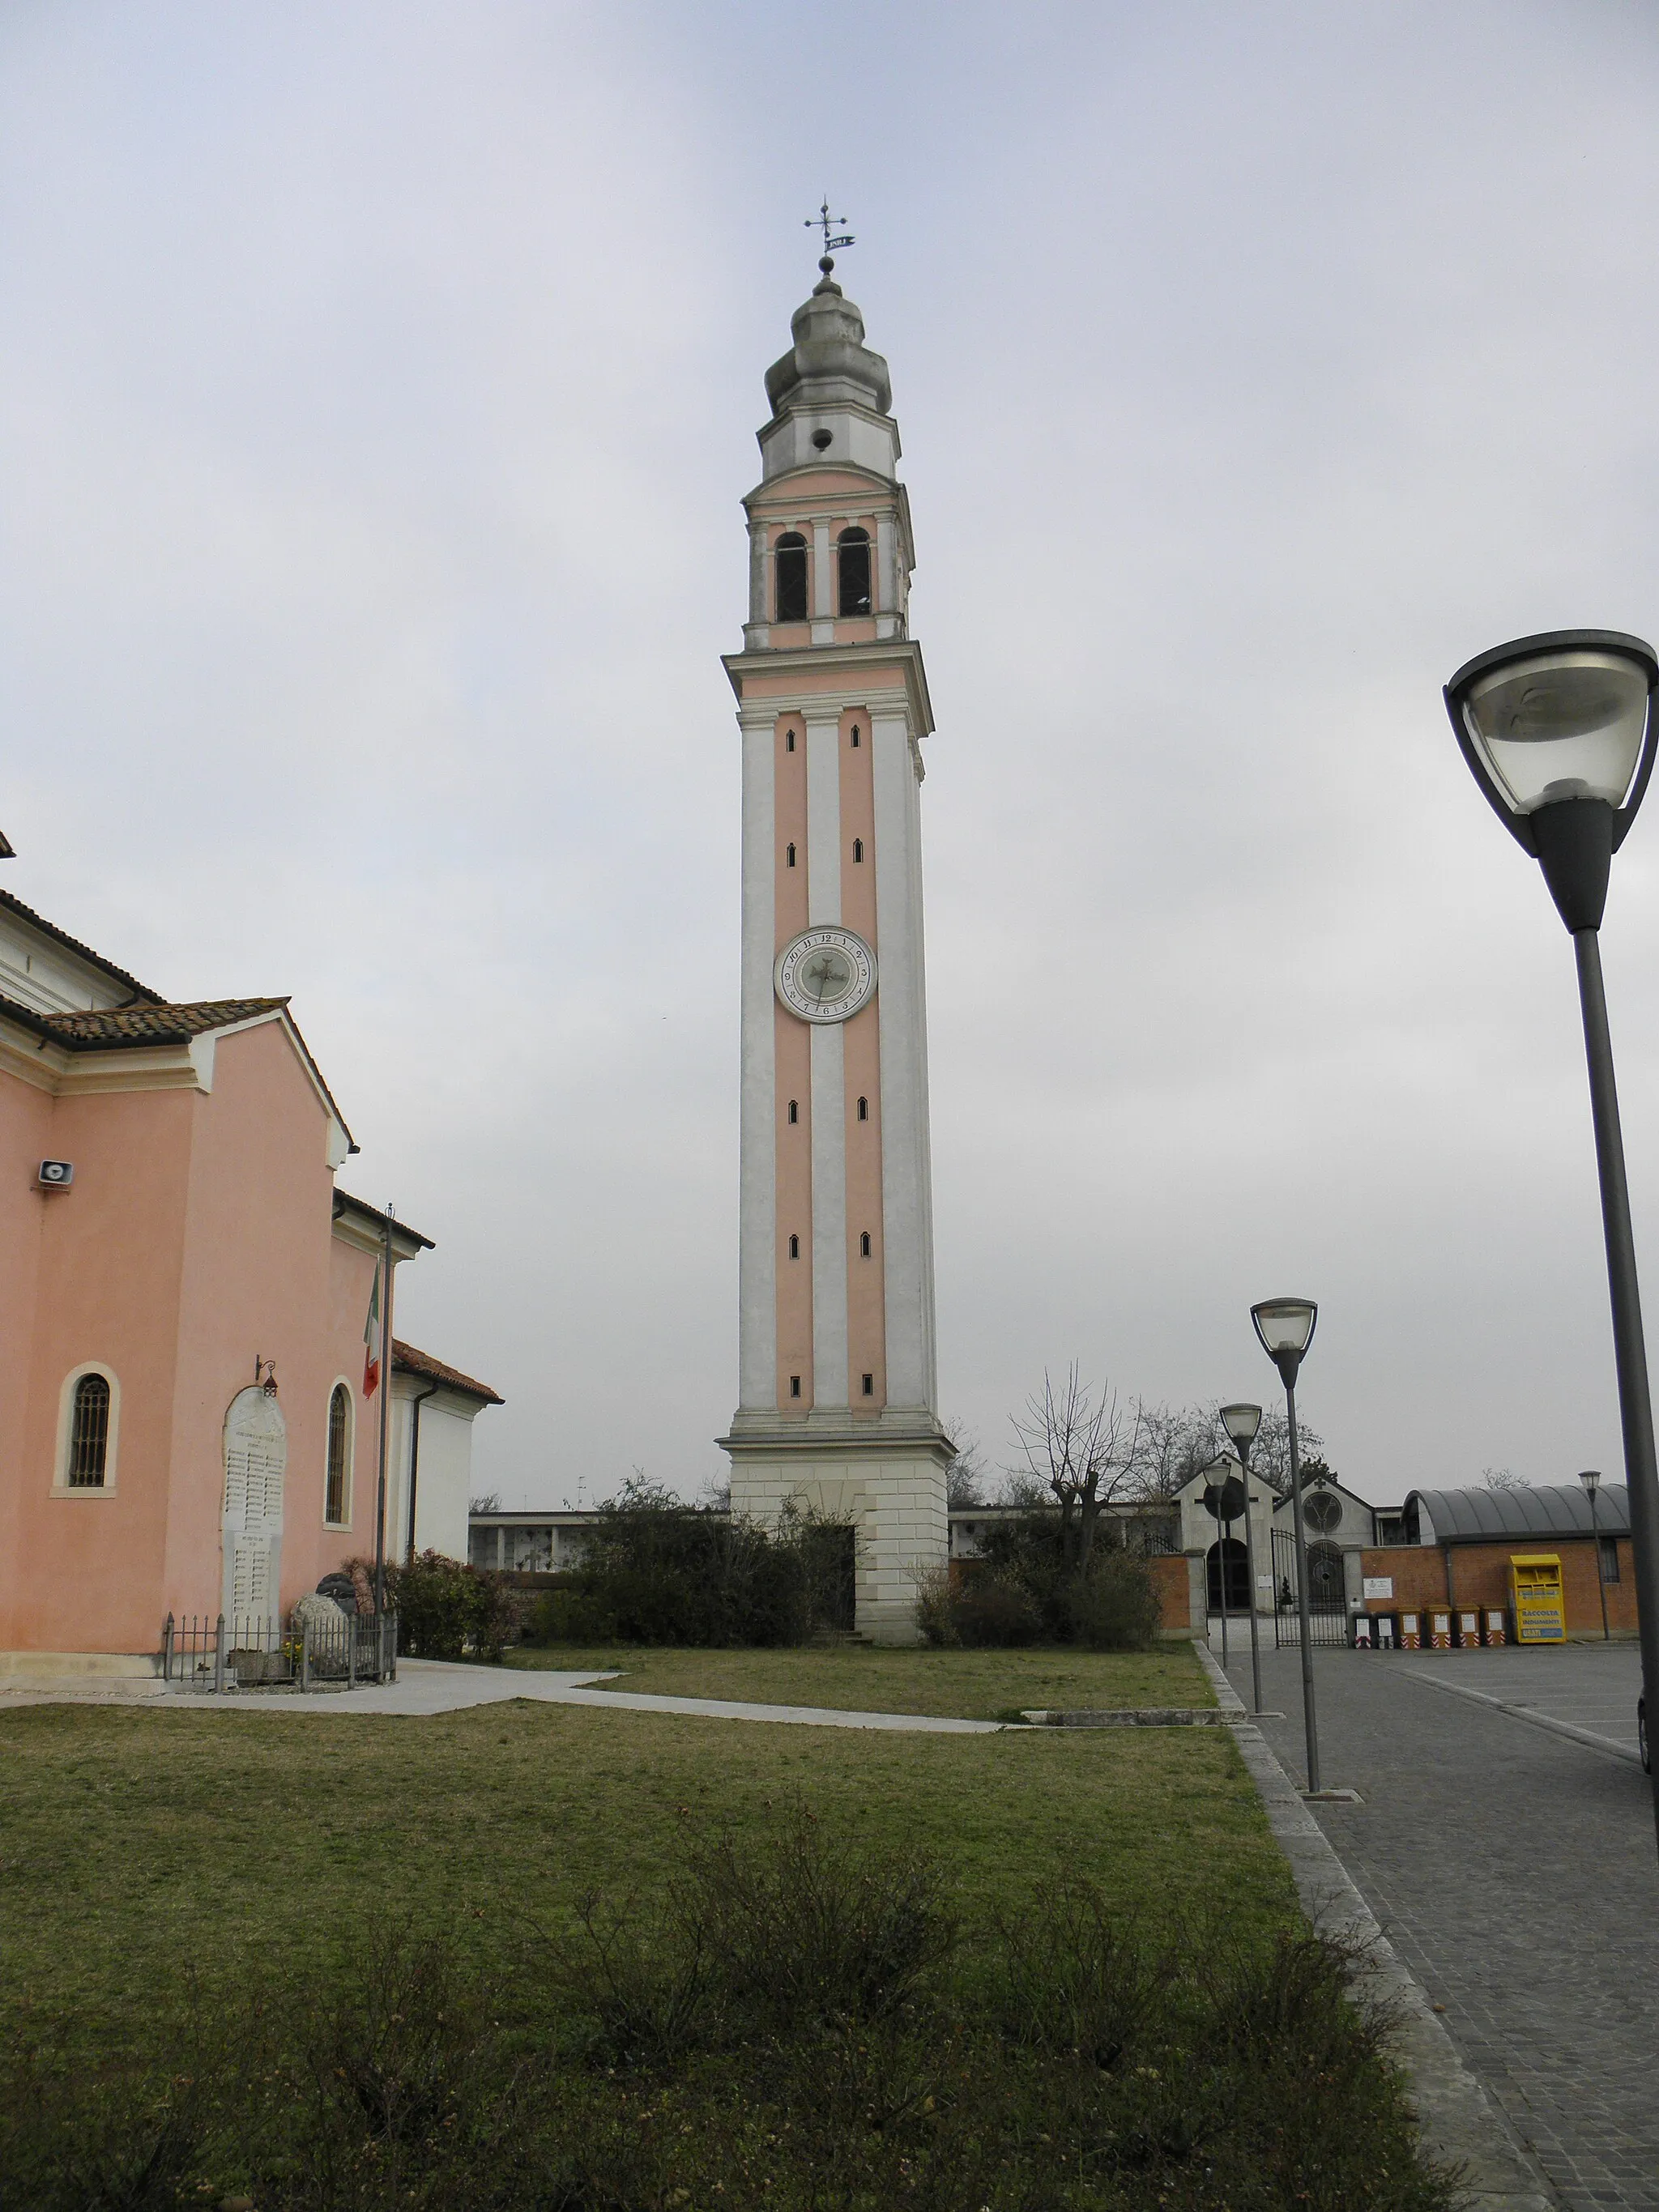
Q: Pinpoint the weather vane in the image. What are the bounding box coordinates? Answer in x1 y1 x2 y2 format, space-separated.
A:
806 199 855 271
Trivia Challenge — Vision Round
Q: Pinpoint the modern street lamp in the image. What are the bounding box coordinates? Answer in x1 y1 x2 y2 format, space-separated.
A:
1579 1468 1610 1643
1252 1297 1321 1793
1221 1401 1265 1715
1445 629 1659 1852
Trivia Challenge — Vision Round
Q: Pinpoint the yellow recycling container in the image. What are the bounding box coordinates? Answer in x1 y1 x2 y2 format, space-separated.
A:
1509 1554 1566 1643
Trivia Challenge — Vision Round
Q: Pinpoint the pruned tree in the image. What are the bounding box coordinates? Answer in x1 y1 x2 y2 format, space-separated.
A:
1009 1366 1141 1570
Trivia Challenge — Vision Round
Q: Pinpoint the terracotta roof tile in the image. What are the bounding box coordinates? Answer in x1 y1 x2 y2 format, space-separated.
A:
392 1338 505 1405
32 997 288 1047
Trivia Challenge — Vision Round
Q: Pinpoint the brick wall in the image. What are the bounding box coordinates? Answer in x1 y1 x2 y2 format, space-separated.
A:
1358 1538 1635 1635
1150 1552 1198 1635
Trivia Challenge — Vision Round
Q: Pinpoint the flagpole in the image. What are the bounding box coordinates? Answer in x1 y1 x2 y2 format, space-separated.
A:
373 1204 395 1616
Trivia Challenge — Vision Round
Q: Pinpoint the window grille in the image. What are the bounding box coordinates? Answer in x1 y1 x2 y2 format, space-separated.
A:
1601 1535 1621 1583
67 1374 110 1486
325 1383 350 1524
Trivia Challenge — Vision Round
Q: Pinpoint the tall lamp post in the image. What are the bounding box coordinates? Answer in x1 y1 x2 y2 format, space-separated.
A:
1252 1298 1321 1793
1579 1468 1610 1643
1445 630 1659 1852
1221 1402 1265 1715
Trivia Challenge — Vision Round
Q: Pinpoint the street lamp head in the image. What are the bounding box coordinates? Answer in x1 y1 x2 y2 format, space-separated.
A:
1220 1401 1263 1453
1445 629 1659 931
1252 1297 1317 1388
1578 1467 1601 1500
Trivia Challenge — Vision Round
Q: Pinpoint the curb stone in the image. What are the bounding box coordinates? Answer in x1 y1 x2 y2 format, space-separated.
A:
1194 1642 1558 2211
1018 1707 1240 1728
1397 1665 1644 1766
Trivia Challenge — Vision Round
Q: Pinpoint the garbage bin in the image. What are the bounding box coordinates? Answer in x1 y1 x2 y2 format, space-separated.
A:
1373 1611 1398 1651
1398 1611 1422 1649
1455 1609 1482 1648
1483 1608 1506 1647
1427 1609 1453 1650
1351 1613 1374 1649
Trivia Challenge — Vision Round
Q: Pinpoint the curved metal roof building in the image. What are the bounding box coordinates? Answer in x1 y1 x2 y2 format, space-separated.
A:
1404 1484 1630 1545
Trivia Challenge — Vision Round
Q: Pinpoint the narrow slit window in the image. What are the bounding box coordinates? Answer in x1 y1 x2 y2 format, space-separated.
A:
787 1099 799 1124
852 838 864 863
851 725 861 748
837 526 872 616
859 1231 872 1258
785 730 795 752
789 1375 802 1399
857 1096 868 1121
861 1373 874 1396
774 532 808 623
787 842 796 867
67 1373 110 1488
788 1234 800 1259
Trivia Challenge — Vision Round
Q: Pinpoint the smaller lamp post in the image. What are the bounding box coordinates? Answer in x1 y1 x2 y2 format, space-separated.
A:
1221 1402 1265 1714
1580 1468 1610 1642
1252 1297 1321 1793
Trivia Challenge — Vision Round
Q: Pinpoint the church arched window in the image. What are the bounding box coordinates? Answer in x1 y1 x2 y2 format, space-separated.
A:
774 532 808 623
838 527 872 616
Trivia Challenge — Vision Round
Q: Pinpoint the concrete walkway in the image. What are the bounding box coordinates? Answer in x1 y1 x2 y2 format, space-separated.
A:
5 1658 1004 1734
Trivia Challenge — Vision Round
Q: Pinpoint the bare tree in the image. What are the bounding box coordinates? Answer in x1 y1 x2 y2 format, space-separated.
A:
1009 1366 1142 1570
1125 1400 1226 1499
1482 1465 1525 1490
941 1417 991 1509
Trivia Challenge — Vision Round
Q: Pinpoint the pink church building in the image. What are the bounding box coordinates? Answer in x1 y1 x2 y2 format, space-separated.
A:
0 873 495 1664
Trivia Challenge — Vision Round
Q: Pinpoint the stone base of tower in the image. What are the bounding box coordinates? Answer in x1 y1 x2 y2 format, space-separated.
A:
719 1412 952 1645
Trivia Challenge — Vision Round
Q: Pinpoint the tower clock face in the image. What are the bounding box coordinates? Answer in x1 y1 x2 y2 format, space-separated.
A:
774 927 877 1024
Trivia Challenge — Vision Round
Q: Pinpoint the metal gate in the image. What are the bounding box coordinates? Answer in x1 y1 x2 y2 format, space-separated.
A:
1270 1528 1350 1647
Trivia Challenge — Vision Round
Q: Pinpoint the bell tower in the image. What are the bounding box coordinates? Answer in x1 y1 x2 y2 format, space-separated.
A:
719 245 951 1641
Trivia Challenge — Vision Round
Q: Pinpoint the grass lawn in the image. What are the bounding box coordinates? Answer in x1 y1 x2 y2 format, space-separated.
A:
505 1639 1213 1719
1 1691 1269 2060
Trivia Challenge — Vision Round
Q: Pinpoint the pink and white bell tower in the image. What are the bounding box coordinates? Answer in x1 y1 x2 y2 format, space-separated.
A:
718 249 951 1639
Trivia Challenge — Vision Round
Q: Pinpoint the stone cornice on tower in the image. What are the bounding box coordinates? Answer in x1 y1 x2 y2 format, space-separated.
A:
721 639 934 745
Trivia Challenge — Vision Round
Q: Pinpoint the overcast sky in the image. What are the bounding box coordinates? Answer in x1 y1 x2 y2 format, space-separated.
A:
5 2 1659 1507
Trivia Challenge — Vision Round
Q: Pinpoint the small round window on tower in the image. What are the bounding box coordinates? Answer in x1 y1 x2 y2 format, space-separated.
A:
812 427 833 450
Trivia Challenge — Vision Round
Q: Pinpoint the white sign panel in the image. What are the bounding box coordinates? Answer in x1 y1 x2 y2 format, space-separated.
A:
1363 1576 1394 1600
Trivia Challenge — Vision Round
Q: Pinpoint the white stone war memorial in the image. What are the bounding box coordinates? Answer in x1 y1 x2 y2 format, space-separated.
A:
718 245 952 1639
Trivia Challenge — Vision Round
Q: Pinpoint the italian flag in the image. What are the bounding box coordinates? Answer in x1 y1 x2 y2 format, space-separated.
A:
363 1267 382 1396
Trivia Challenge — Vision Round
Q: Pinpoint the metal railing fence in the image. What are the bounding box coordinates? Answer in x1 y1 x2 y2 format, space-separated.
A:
160 1609 397 1692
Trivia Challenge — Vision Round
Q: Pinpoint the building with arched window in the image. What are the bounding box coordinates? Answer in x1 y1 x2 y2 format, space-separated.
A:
0 880 501 1664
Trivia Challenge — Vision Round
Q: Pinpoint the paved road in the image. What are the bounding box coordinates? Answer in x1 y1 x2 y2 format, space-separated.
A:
1222 1640 1659 2211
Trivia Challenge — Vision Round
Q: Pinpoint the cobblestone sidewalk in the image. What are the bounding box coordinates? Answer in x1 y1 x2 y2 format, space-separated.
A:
1226 1642 1658 2211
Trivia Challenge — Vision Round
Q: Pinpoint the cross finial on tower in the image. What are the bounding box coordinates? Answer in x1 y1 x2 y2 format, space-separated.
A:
806 198 855 276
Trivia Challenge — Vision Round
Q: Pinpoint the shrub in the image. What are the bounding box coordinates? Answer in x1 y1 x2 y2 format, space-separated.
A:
365 1552 518 1661
951 1571 1041 1647
1064 1545 1162 1651
923 1510 1162 1650
523 1482 856 1648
